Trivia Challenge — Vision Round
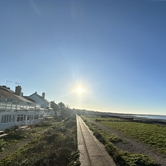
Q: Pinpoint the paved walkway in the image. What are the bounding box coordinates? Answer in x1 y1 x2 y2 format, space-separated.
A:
77 115 116 166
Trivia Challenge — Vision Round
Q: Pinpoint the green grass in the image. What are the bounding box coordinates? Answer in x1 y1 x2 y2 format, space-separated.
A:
98 119 166 155
82 116 157 166
83 116 166 155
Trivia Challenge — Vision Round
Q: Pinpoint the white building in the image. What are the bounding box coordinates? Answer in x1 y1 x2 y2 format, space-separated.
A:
28 92 54 117
28 92 50 108
0 86 53 130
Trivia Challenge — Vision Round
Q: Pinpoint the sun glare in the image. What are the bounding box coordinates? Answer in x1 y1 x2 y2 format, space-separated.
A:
77 87 83 94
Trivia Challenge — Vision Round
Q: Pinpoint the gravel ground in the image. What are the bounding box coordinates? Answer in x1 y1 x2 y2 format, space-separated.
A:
87 119 166 166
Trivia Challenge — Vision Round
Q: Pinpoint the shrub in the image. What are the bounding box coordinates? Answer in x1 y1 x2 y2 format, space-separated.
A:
34 121 52 127
93 131 106 144
0 139 8 152
5 125 19 133
0 115 78 166
6 129 26 140
95 119 102 122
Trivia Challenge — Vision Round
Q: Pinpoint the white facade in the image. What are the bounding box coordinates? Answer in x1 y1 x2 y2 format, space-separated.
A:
29 92 50 108
0 86 53 130
0 110 44 130
0 98 45 130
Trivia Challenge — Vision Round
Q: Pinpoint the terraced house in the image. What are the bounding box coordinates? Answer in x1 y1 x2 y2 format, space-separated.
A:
0 85 53 130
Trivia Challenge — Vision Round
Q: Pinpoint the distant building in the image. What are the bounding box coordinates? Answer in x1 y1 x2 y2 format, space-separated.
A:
0 85 53 130
56 110 61 116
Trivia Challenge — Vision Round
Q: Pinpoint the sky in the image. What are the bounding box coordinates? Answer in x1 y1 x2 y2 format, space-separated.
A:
1 0 166 115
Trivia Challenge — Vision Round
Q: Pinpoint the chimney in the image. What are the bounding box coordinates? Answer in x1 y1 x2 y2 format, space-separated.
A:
42 92 45 99
15 86 22 96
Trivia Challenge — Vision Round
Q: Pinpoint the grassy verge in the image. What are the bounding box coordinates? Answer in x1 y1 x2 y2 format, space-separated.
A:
90 116 166 155
0 115 80 166
82 116 157 166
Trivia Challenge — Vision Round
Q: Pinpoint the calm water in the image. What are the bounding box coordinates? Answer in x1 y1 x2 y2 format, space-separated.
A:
136 115 166 120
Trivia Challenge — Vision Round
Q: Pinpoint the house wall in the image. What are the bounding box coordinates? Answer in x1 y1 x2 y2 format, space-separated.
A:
0 86 54 130
0 110 44 130
29 94 50 108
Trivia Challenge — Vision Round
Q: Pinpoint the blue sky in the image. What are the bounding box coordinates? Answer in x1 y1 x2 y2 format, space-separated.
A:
1 0 166 115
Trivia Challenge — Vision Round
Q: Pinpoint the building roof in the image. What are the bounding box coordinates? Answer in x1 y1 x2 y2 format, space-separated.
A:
0 86 33 104
24 96 35 103
29 92 50 104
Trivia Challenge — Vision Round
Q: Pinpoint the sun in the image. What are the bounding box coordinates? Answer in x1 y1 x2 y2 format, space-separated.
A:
76 87 83 94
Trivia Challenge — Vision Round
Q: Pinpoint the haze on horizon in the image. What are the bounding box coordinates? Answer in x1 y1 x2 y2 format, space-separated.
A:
1 0 166 115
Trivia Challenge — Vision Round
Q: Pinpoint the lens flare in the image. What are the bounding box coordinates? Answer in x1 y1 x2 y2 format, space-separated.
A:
76 87 83 94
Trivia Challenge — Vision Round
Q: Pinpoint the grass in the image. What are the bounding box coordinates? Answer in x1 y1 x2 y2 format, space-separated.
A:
94 117 166 155
82 116 157 166
0 115 80 166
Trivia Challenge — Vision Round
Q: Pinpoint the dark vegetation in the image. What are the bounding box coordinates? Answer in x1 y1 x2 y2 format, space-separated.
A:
82 116 157 166
0 109 79 166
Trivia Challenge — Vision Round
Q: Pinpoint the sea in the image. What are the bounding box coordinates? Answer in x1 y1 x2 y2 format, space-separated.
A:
135 115 166 120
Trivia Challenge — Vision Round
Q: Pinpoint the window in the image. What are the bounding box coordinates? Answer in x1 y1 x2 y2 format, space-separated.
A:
0 103 6 110
1 115 12 123
17 114 25 122
12 104 16 110
6 104 11 110
23 105 27 109
16 105 20 110
34 114 39 119
12 115 15 121
27 115 33 120
20 105 24 109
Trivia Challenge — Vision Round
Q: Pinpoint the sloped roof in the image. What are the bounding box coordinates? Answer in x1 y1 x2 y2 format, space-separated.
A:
29 92 50 104
0 86 33 103
24 96 35 103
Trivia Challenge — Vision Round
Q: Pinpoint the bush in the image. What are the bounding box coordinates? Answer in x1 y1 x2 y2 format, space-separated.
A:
93 131 106 144
5 125 19 133
65 119 76 128
95 119 102 122
0 139 8 152
6 129 26 140
0 116 78 166
34 121 52 127
64 115 76 128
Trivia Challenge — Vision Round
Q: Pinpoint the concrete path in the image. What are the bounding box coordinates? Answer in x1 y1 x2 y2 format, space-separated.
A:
77 115 116 166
